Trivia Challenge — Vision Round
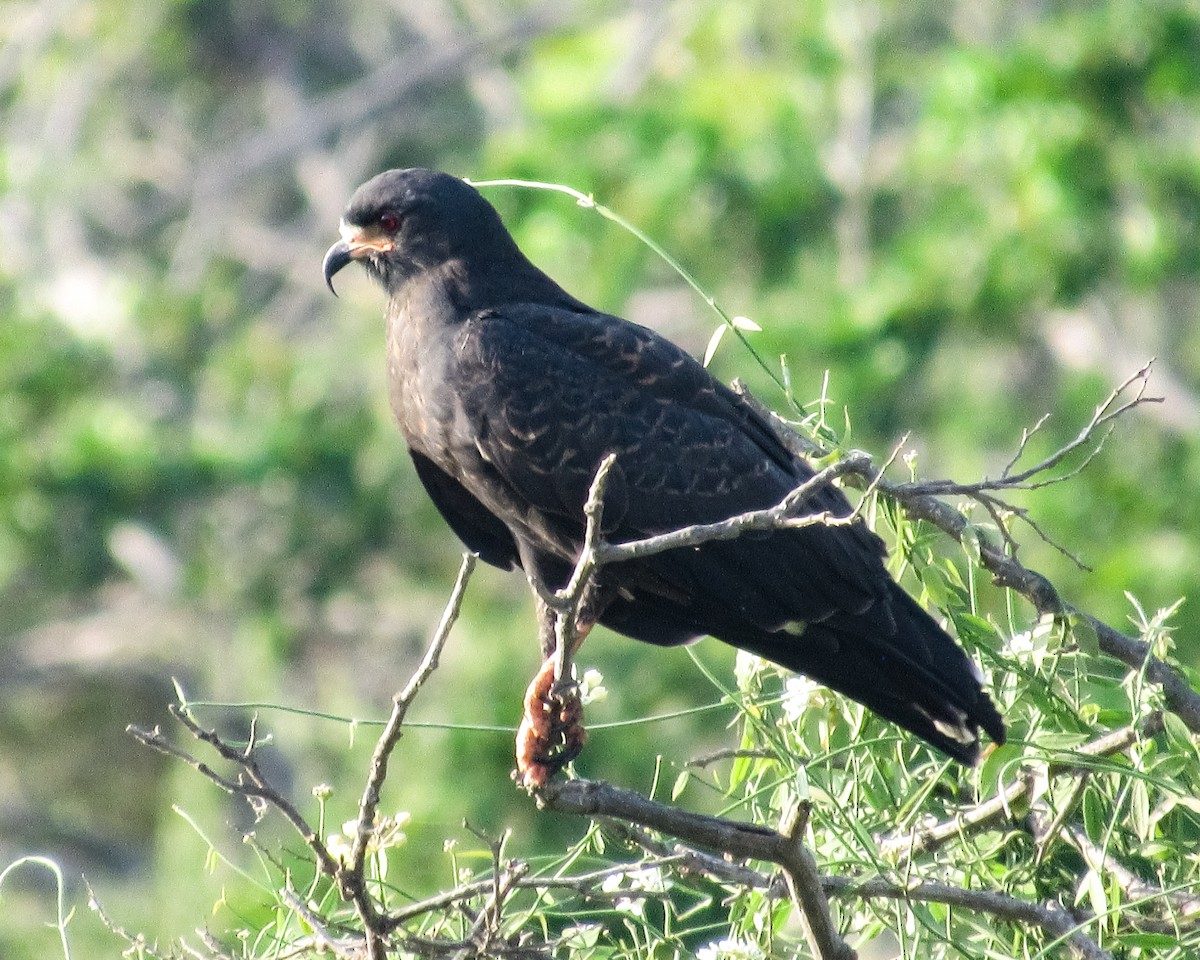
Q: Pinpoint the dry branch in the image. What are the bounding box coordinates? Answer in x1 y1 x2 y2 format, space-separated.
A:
128 706 343 882
735 367 1200 735
538 777 1115 960
343 553 476 956
880 711 1167 860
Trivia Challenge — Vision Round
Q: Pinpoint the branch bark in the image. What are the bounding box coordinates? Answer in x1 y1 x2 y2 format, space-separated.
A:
733 370 1200 736
343 553 477 957
538 777 1115 960
880 711 1166 860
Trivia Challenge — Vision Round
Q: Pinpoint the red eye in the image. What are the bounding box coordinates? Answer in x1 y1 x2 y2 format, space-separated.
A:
379 212 401 233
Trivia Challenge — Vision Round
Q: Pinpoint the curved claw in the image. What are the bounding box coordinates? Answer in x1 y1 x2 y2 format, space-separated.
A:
515 657 588 789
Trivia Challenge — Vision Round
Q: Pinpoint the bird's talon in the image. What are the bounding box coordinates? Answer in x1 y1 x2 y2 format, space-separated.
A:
514 656 587 789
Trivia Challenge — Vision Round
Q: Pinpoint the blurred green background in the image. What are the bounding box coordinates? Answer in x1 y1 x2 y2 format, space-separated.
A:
2 0 1198 954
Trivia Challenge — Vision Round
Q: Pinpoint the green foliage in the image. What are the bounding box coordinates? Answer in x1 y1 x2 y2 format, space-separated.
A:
35 491 1197 958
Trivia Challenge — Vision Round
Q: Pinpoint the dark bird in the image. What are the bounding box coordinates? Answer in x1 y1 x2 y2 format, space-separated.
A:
323 168 1005 786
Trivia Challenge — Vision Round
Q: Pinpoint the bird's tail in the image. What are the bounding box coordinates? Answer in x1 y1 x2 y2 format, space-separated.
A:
729 584 1005 764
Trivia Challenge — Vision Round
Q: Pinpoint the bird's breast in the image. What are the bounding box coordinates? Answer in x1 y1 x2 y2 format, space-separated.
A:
385 300 480 479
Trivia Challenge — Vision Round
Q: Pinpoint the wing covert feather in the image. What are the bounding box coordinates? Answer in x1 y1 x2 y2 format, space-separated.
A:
453 304 887 626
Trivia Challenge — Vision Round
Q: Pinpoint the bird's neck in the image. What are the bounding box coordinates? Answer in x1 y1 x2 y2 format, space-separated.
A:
391 248 593 321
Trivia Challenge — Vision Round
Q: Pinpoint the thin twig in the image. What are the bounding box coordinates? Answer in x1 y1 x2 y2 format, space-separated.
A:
598 454 871 565
128 709 343 881
278 888 366 957
344 553 477 955
379 857 687 933
880 712 1165 860
687 747 779 769
551 453 617 686
900 363 1160 495
538 777 1114 959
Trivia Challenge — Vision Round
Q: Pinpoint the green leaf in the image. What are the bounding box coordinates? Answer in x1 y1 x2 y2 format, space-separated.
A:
978 742 1024 805
1075 868 1107 920
671 770 690 802
1163 712 1195 755
954 612 1003 647
960 522 984 566
1122 933 1186 949
729 727 756 789
1082 788 1105 844
920 563 951 609
1065 613 1098 657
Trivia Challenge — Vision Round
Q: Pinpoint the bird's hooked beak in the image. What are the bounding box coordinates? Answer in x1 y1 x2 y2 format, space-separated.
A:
322 222 395 296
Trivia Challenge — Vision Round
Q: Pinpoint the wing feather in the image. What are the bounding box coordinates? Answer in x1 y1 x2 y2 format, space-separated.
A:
452 304 888 630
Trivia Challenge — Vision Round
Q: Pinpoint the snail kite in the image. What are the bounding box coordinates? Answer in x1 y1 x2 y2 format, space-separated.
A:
323 168 1005 787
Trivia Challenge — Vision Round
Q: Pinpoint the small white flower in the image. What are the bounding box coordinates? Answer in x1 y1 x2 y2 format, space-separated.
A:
326 832 353 864
626 865 667 893
697 937 766 960
734 650 767 688
579 668 607 704
326 811 410 864
600 865 668 917
781 675 822 723
1008 630 1034 655
1009 617 1056 669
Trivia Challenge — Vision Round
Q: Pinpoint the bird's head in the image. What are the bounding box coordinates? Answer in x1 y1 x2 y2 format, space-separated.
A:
322 168 516 297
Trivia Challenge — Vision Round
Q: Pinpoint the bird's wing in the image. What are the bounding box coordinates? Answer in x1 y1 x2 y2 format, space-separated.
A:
454 304 888 629
409 448 520 570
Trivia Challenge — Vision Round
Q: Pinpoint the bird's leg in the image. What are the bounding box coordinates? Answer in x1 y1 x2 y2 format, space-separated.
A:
534 591 558 660
514 638 589 790
515 584 605 790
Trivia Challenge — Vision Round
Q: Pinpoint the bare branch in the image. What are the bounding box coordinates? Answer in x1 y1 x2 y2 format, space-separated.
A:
551 453 617 686
901 363 1160 496
740 368 1200 733
278 887 367 958
344 553 477 955
881 712 1166 860
128 708 343 881
541 452 866 690
778 801 856 960
827 874 1115 960
599 453 871 565
1003 412 1052 478
539 777 1114 960
379 856 687 933
129 555 479 959
1061 822 1200 919
687 747 779 769
86 879 175 960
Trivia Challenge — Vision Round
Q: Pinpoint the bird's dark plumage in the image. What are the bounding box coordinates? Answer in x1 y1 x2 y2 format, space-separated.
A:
324 168 1005 764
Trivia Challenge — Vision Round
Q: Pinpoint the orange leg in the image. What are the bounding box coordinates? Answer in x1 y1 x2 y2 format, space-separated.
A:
514 612 594 790
514 656 587 789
